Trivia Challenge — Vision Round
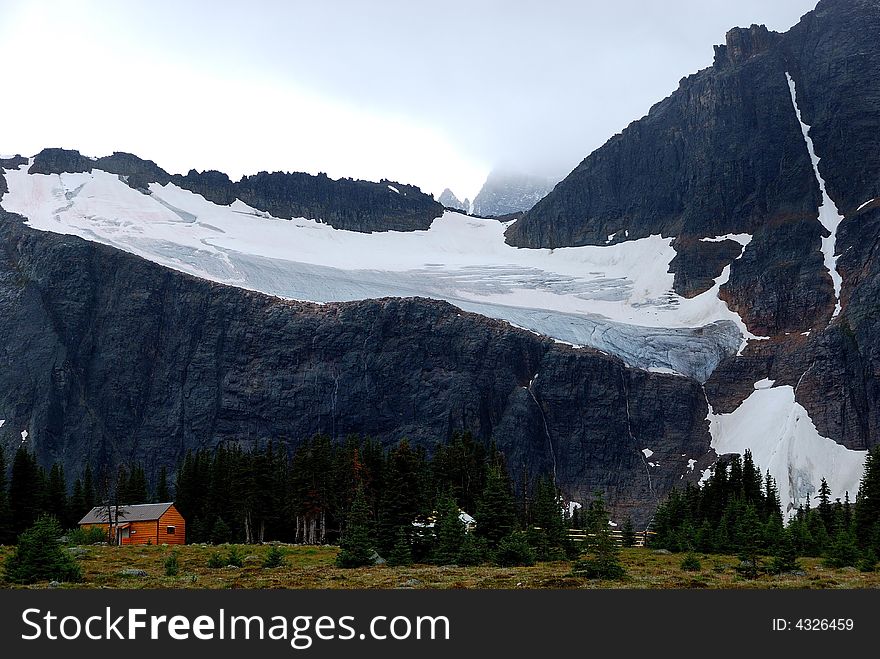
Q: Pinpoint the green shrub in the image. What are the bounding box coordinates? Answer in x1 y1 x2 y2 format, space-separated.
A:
386 529 413 567
226 546 243 567
494 532 535 567
65 526 107 546
263 545 285 569
164 550 180 577
680 552 702 572
207 551 224 569
858 549 877 573
5 515 82 584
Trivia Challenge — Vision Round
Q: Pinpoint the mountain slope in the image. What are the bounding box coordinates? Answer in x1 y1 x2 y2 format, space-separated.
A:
0 211 712 525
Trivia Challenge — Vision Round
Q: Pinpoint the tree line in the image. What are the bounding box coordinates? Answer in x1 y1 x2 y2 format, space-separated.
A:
0 445 170 544
651 447 880 571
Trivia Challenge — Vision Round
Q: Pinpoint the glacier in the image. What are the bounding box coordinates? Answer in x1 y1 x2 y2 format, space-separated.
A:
0 162 750 381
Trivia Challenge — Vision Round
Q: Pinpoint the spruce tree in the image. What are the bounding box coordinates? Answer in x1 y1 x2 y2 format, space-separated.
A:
9 448 45 536
336 486 375 568
572 492 625 580
0 447 12 544
621 517 636 548
817 478 833 533
824 525 860 568
69 479 86 526
528 477 572 560
155 466 171 502
46 464 68 528
4 515 82 584
770 528 801 574
386 528 414 567
734 504 762 577
475 465 518 548
434 493 465 565
855 446 880 548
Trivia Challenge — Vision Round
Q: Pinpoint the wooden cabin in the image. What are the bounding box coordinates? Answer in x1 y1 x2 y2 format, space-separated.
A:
78 502 186 546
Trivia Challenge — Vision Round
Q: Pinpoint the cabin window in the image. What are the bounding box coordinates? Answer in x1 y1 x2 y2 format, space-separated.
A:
131 530 136 535
167 526 176 535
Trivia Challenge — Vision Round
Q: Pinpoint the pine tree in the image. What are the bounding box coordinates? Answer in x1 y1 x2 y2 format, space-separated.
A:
770 528 801 574
735 504 762 578
817 478 833 533
475 465 518 548
9 448 45 536
824 525 860 568
45 464 68 528
336 486 375 568
855 446 880 548
4 515 82 584
386 528 414 567
69 479 86 526
124 464 149 504
434 493 465 565
457 532 485 566
528 477 572 560
572 492 625 580
0 447 12 544
155 466 171 502
621 517 636 548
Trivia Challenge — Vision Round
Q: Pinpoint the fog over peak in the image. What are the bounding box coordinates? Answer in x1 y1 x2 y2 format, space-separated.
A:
1 0 817 200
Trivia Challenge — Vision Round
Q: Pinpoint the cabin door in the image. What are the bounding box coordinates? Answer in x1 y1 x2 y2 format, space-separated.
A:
118 526 131 546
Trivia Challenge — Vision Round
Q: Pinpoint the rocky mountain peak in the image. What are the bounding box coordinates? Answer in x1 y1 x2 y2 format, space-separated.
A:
713 24 781 69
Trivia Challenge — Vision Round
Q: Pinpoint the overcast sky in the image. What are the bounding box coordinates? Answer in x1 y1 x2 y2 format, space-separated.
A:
0 0 817 200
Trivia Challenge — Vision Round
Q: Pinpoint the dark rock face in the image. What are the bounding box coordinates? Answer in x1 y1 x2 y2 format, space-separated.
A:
23 148 444 233
28 148 94 175
233 172 442 233
0 213 710 525
505 0 880 450
669 237 743 298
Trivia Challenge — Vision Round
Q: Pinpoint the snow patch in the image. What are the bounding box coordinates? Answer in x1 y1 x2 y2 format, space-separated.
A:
700 233 751 246
856 198 876 212
567 501 582 517
687 459 697 472
641 448 654 458
387 185 400 194
20 429 28 444
753 378 775 390
707 382 865 516
786 72 844 319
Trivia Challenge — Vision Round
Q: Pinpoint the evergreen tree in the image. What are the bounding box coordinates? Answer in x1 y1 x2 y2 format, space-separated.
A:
457 532 485 566
494 531 535 567
817 478 833 534
0 447 12 544
475 465 518 548
9 448 45 536
735 504 762 578
386 528 414 567
124 464 149 504
336 486 375 568
527 477 572 560
824 525 860 569
855 446 880 548
572 492 625 580
434 493 465 565
4 515 82 584
770 528 801 574
621 517 636 548
45 464 68 528
155 466 171 502
377 440 427 555
69 478 86 526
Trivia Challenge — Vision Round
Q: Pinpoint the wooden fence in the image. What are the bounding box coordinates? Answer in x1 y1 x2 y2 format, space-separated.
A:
567 528 655 547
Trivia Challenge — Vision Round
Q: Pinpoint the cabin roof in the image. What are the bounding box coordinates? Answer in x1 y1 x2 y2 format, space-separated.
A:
78 502 175 525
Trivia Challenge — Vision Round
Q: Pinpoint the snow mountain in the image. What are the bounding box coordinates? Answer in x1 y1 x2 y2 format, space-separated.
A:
1 0 878 521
